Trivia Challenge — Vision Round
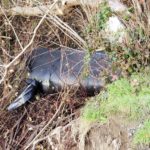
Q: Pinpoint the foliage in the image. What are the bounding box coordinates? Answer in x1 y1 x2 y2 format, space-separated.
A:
82 68 150 122
134 120 150 144
109 4 150 73
84 1 150 74
82 68 150 146
96 1 112 30
83 1 112 51
0 0 150 148
85 1 111 33
82 100 107 122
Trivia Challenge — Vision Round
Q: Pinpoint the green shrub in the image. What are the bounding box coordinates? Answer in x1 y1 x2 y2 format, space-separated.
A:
96 1 112 30
84 1 150 73
83 1 112 51
85 1 112 33
82 100 107 122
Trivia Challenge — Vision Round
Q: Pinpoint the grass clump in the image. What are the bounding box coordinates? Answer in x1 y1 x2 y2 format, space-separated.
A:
86 1 112 33
82 68 150 122
96 1 112 30
82 100 107 123
82 68 150 145
83 1 112 50
134 120 150 144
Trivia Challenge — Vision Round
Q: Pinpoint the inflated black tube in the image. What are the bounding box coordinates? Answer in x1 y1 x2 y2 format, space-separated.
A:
7 47 110 111
7 80 38 111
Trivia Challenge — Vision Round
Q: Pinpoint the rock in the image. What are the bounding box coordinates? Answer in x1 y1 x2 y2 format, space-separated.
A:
105 16 127 43
108 0 127 12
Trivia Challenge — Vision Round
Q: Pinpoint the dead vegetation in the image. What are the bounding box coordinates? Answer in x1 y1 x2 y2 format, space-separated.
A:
0 0 150 149
0 1 92 149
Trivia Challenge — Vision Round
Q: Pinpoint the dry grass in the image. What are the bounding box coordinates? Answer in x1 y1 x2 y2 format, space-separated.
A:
0 1 90 149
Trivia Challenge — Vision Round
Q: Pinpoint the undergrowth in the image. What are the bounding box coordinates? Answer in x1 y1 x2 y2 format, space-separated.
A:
83 1 150 146
134 120 150 144
85 1 112 32
83 1 112 51
82 68 150 144
84 1 150 74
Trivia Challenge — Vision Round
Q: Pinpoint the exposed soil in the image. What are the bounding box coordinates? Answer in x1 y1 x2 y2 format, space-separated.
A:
37 118 129 150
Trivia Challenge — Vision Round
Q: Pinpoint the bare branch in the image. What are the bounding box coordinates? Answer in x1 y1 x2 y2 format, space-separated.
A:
48 15 86 48
0 0 127 17
1 6 24 50
0 0 59 84
1 47 14 58
0 69 7 84
24 101 65 150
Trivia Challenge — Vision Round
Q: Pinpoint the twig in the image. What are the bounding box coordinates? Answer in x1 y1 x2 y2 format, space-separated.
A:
0 0 127 17
1 6 24 50
0 35 12 39
1 47 14 58
8 111 27 148
5 0 57 68
0 0 103 17
0 0 59 85
32 136 48 150
48 15 86 48
24 101 65 150
0 69 7 84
